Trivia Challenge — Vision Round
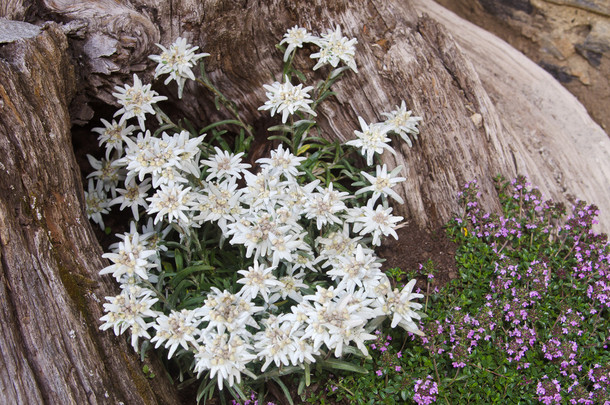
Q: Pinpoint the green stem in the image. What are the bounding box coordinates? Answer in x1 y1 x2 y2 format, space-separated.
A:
425 279 431 312
195 77 254 138
431 357 450 404
336 382 355 397
311 70 334 110
142 279 172 309
561 229 585 261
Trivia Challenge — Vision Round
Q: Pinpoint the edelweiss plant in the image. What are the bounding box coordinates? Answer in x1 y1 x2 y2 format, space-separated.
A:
87 26 423 403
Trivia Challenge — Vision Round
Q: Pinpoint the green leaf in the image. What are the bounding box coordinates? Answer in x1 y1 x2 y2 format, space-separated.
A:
170 264 214 288
199 120 244 134
319 358 369 374
177 295 206 309
139 340 150 362
174 249 184 271
316 90 337 104
272 377 294 405
330 66 351 79
341 345 371 359
305 362 311 387
254 366 301 380
227 383 247 402
267 125 294 133
294 69 307 83
297 144 312 156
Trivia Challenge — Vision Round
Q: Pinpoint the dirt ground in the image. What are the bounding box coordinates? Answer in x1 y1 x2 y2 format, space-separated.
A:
378 221 458 289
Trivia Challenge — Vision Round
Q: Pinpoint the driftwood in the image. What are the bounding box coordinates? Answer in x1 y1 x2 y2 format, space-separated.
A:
412 0 610 229
30 0 610 229
0 22 179 405
34 0 523 229
1 0 610 403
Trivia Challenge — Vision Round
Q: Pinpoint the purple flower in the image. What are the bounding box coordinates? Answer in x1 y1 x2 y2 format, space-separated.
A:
413 376 438 404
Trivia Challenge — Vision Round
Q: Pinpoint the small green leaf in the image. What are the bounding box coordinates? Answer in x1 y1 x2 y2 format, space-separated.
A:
319 358 369 374
272 377 294 405
170 264 214 288
174 249 183 271
297 144 312 156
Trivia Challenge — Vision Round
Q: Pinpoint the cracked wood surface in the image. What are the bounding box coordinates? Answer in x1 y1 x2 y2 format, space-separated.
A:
0 23 180 405
1 0 610 402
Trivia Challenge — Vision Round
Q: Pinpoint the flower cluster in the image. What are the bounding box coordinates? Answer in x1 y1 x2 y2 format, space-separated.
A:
424 176 610 403
149 37 209 98
263 25 422 160
413 375 439 405
302 176 610 404
90 30 425 394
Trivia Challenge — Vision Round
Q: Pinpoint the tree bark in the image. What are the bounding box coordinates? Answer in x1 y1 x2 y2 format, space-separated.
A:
32 0 521 228
0 21 180 405
28 0 610 230
2 0 610 403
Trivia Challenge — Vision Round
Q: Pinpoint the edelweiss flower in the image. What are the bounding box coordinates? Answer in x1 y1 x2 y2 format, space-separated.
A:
301 289 374 357
93 118 136 159
112 73 168 130
99 288 159 351
114 131 154 184
382 100 422 147
280 25 319 61
85 179 110 230
254 315 297 371
269 231 307 267
192 178 243 233
355 164 406 204
269 266 308 303
316 223 363 268
226 209 289 260
149 37 209 98
349 199 403 246
310 26 358 72
147 184 193 225
382 279 425 335
327 244 383 294
200 146 251 181
196 287 261 335
173 131 206 175
240 167 284 210
258 76 317 123
346 117 395 166
256 144 305 180
194 332 256 389
237 261 281 302
151 309 200 358
87 154 123 198
110 178 152 221
303 182 349 229
100 231 157 281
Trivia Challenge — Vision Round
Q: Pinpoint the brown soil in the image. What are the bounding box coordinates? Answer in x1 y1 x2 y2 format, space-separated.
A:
378 222 459 289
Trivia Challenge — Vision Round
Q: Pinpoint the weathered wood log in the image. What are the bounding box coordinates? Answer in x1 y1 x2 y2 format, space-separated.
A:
30 0 610 230
412 0 610 228
431 0 610 133
0 22 180 405
34 0 522 229
2 0 610 403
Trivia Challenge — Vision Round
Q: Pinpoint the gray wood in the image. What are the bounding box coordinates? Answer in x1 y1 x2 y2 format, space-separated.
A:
0 23 180 405
2 0 610 403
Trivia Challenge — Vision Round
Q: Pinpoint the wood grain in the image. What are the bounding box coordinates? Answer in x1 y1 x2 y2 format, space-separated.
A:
0 23 179 405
